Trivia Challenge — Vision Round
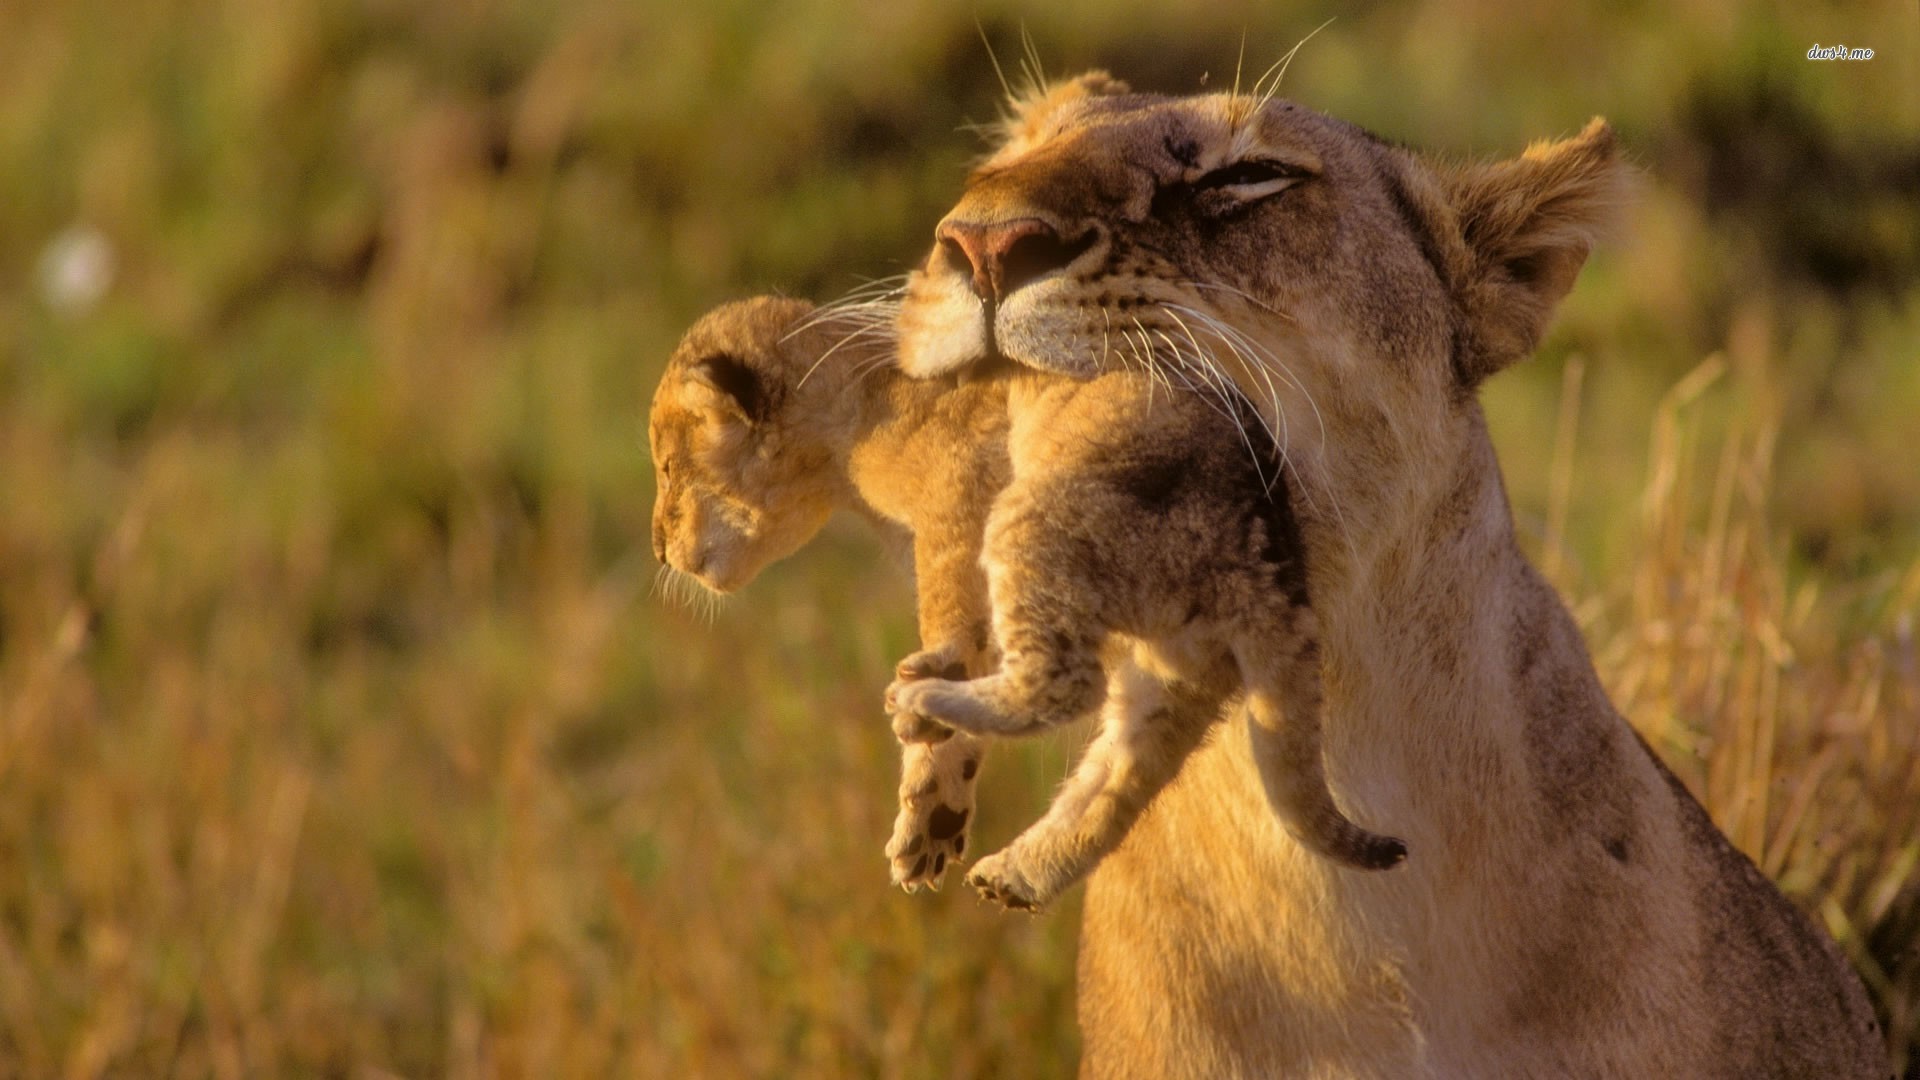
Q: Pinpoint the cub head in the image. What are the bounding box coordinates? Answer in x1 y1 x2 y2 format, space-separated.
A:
648 296 876 593
897 71 1626 546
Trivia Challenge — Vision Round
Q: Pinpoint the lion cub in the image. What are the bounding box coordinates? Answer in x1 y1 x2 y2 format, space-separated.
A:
885 369 1407 910
650 296 1403 911
648 295 1005 891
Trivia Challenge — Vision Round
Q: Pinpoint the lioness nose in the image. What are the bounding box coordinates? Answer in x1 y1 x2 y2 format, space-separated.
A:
936 217 1086 302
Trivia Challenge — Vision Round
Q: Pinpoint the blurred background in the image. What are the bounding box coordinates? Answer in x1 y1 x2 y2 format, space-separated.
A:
0 0 1915 1075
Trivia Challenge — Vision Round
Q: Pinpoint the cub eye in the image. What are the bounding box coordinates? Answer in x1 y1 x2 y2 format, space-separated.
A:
1189 159 1311 202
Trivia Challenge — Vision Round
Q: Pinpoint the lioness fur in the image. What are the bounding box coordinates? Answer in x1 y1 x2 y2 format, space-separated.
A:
894 72 1887 1078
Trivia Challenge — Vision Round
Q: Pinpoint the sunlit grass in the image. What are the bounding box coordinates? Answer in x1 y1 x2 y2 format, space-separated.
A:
0 0 1913 1075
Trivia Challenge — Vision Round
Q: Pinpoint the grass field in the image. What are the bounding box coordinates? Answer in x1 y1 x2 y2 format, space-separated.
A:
0 1 1915 1075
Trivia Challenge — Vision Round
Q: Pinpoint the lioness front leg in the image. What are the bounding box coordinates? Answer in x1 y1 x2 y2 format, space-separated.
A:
967 663 1223 912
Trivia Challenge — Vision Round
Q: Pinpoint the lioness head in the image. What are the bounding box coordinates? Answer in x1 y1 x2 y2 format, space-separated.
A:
898 72 1625 557
648 296 868 593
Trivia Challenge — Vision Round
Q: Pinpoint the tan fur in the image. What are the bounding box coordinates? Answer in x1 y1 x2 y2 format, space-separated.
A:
886 366 1407 910
650 297 1402 903
895 73 1887 1078
648 295 1004 889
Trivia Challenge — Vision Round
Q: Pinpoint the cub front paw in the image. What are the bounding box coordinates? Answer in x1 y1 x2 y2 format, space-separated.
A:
886 677 957 744
894 645 969 684
966 848 1052 913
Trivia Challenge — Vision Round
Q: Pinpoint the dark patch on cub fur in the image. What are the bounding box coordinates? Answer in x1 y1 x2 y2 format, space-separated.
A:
929 805 970 841
1246 469 1310 605
695 352 776 423
1119 454 1187 512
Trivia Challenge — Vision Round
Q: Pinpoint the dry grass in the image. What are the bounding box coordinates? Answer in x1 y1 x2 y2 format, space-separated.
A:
1548 309 1920 1071
0 0 1913 1076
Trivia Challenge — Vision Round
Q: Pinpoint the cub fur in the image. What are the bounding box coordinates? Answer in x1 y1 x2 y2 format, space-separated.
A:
648 295 1001 890
649 298 1403 909
885 367 1407 911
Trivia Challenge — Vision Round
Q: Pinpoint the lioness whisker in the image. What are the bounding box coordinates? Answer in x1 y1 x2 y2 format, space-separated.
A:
1163 301 1357 561
1165 305 1292 498
796 319 898 389
1164 306 1281 447
1253 18 1335 113
1167 304 1291 452
1189 280 1295 323
1142 321 1275 493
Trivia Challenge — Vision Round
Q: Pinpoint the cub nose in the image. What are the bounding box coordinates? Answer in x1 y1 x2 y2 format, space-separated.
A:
935 217 1091 303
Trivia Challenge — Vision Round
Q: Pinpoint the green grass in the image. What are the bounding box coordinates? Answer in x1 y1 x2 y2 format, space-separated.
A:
0 1 1914 1075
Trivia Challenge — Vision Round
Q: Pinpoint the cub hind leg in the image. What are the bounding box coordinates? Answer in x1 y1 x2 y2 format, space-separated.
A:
966 660 1224 911
886 645 988 892
887 737 983 890
1238 609 1406 871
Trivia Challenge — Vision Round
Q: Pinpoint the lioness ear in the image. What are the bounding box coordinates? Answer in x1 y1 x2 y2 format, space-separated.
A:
1441 118 1628 386
687 353 769 424
1000 70 1130 148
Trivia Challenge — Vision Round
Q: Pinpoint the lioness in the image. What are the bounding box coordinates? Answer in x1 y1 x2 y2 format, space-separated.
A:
648 297 1403 906
895 72 1887 1078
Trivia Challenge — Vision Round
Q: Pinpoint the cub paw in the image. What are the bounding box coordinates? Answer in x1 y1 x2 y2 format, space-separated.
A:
966 848 1051 913
887 800 975 892
886 648 970 744
894 645 969 684
885 677 958 744
887 741 982 892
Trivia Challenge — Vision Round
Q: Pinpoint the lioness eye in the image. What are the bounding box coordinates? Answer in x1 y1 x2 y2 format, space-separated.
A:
1191 159 1309 200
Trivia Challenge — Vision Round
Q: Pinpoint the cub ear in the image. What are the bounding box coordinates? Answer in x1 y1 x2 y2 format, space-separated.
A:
687 352 769 424
1439 118 1630 387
